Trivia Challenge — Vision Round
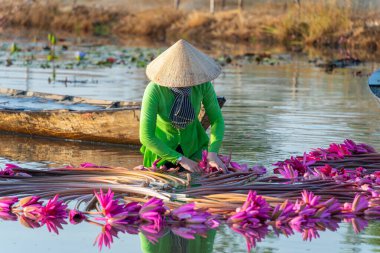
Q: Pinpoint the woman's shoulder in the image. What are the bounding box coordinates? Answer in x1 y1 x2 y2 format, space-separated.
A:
194 81 212 91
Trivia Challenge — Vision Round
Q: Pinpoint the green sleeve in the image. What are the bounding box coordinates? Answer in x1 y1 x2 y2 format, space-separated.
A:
140 83 182 164
202 82 225 153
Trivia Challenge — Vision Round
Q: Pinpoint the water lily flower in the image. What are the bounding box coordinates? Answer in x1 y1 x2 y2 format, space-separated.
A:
19 196 42 208
342 194 369 215
38 195 67 219
69 209 86 224
0 196 18 212
302 227 320 241
326 143 352 159
19 215 41 228
0 211 17 221
198 150 210 172
170 203 219 228
94 224 119 251
228 191 270 228
95 189 124 217
250 165 267 175
80 162 108 168
140 224 167 243
140 198 167 215
17 196 43 219
218 154 231 167
343 139 376 154
171 224 210 240
139 198 167 233
344 217 368 234
274 153 315 176
230 224 269 252
301 190 321 207
271 200 296 225
40 217 67 234
278 164 299 179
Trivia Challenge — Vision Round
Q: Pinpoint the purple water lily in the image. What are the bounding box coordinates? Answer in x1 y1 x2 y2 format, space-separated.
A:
271 200 296 225
342 194 369 215
228 191 270 229
199 150 209 172
230 224 269 252
170 203 219 228
171 223 210 240
140 223 167 243
139 198 167 233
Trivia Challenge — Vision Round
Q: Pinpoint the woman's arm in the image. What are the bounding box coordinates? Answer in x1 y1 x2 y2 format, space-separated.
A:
202 82 227 172
202 82 225 153
139 83 182 164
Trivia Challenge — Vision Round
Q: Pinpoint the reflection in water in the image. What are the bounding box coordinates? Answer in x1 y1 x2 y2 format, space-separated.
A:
2 207 379 253
140 230 216 253
0 133 142 169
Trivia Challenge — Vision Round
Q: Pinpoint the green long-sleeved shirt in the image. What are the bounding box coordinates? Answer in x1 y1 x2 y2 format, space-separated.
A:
139 81 224 167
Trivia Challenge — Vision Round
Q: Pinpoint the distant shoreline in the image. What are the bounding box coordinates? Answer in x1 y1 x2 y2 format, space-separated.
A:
1 1 379 58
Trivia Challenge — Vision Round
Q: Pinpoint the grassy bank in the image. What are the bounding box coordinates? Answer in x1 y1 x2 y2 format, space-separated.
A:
1 0 379 55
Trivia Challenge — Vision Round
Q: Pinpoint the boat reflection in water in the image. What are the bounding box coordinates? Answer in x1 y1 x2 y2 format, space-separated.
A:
0 132 142 169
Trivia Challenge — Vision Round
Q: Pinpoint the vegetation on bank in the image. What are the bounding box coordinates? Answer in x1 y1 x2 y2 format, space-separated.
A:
1 1 379 53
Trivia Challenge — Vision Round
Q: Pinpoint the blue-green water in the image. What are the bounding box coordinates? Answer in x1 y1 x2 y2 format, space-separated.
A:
0 41 380 252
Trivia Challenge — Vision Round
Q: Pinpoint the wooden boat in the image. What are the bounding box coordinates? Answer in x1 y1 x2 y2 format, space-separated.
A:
369 69 380 101
0 88 226 145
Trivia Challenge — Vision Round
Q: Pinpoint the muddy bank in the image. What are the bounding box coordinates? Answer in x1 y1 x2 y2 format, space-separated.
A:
0 1 379 56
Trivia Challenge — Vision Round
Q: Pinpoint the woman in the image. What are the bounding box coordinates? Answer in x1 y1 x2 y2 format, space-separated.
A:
139 39 226 173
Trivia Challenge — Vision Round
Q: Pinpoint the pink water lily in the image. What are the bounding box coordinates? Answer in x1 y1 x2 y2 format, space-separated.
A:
95 189 124 217
80 162 107 168
228 191 270 229
198 150 209 172
0 211 17 221
344 217 368 234
69 209 86 224
94 224 119 251
172 224 211 240
170 203 219 228
38 195 68 219
19 215 41 228
230 224 269 252
139 198 166 233
0 196 18 212
271 200 296 225
342 194 369 216
18 196 43 220
40 217 67 234
343 139 376 154
19 196 43 208
302 227 320 241
140 223 167 243
278 164 299 179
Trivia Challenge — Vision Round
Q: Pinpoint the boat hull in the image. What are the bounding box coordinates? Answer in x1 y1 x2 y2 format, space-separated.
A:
0 88 226 145
0 108 142 145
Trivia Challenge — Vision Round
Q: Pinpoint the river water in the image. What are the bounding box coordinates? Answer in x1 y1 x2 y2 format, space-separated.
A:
0 42 379 252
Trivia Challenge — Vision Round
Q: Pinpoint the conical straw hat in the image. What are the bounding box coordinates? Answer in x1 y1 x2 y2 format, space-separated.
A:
146 39 221 87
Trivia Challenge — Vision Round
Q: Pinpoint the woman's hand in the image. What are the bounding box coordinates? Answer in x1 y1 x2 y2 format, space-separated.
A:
207 152 228 173
179 157 202 173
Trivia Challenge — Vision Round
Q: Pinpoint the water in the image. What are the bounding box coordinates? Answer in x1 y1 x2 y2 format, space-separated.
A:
0 43 380 252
